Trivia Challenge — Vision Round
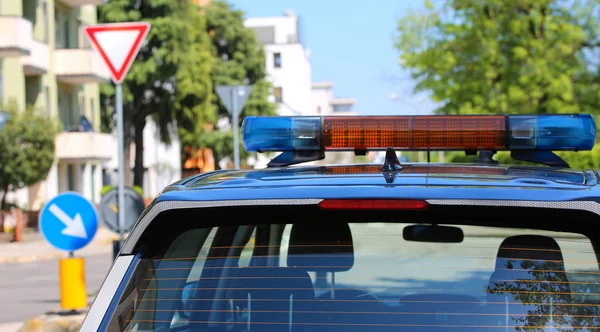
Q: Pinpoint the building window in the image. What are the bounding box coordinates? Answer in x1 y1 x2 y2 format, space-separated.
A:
274 87 282 103
42 0 49 43
91 165 96 203
274 52 282 68
0 71 3 109
64 17 70 48
67 164 74 191
45 86 51 118
59 90 75 131
55 9 60 48
90 98 95 130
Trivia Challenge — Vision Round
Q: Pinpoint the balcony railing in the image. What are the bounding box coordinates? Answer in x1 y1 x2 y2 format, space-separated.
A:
58 0 107 6
54 48 110 84
0 17 32 57
55 131 114 161
23 39 49 75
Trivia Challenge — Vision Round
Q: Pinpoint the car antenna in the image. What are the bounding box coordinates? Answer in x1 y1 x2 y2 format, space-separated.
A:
380 147 403 184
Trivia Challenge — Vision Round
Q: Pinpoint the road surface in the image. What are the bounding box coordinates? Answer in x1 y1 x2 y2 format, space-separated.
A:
0 253 113 325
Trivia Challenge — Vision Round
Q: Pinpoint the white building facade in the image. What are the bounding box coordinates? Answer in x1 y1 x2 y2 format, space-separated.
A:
104 118 182 200
244 11 312 116
311 81 357 116
244 11 359 168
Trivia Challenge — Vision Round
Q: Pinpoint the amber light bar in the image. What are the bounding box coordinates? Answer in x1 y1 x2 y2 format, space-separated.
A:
242 114 596 153
323 116 506 151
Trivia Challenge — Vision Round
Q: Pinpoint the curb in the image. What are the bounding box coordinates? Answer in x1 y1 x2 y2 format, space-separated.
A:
0 252 66 265
17 312 86 332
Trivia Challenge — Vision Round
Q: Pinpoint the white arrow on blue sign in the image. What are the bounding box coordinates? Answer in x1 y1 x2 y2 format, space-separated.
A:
39 192 98 252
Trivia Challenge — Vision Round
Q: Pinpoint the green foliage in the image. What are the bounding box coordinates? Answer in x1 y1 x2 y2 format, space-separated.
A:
396 0 600 169
100 0 275 173
100 185 144 198
200 1 276 167
395 0 600 116
99 0 213 184
448 146 600 169
0 100 58 209
100 185 113 197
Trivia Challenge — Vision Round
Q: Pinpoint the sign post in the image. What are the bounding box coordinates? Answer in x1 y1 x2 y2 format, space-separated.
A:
216 85 252 169
40 192 99 310
85 22 150 251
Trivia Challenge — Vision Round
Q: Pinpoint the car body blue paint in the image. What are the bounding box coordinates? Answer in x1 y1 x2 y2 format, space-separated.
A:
153 163 600 203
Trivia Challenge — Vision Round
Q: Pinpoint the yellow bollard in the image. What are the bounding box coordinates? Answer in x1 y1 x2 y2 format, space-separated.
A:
59 257 87 310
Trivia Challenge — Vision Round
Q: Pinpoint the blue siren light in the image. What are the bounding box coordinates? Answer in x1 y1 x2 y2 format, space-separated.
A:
508 115 596 151
242 116 321 152
241 114 596 152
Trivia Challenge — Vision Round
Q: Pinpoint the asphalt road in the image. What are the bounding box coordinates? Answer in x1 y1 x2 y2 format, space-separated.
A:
0 253 113 325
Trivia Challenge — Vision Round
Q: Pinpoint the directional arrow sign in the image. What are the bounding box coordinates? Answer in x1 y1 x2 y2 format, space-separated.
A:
40 192 98 252
85 22 151 84
48 204 87 239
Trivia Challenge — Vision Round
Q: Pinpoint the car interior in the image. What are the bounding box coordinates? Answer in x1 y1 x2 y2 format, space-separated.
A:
108 208 600 332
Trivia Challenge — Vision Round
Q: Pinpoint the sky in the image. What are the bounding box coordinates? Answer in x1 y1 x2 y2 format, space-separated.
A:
228 0 439 115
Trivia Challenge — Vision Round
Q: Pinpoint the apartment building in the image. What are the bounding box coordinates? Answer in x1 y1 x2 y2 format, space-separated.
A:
244 11 359 168
312 81 357 116
244 10 313 116
0 0 111 210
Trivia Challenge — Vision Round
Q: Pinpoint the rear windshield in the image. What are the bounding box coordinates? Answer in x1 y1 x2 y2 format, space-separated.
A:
106 206 600 331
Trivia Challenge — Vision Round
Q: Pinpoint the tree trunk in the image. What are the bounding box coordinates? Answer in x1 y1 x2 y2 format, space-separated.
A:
123 105 134 186
133 119 146 189
0 185 8 210
0 186 7 232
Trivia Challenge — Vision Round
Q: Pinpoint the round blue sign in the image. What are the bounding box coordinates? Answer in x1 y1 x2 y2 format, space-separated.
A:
39 192 98 252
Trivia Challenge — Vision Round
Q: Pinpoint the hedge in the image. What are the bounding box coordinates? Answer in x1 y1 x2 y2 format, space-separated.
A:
100 185 144 198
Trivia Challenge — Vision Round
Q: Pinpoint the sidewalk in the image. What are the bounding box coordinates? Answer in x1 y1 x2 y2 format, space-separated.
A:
0 322 22 332
0 227 119 264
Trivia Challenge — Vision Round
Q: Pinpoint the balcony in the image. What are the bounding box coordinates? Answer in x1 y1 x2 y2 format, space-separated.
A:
59 0 107 6
55 131 114 161
55 48 110 84
23 40 49 75
0 17 32 57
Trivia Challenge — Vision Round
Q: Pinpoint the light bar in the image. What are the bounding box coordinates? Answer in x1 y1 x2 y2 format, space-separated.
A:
242 115 596 152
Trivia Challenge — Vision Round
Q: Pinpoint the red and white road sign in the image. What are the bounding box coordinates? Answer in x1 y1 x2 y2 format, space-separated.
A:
85 22 151 84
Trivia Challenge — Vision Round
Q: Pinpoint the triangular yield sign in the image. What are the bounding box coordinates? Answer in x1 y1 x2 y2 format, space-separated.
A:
85 22 151 84
216 85 253 116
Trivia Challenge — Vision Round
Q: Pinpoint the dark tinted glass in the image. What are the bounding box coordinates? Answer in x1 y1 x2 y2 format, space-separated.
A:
106 212 600 331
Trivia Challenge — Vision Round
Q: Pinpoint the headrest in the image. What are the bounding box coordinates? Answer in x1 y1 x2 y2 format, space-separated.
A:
487 235 571 305
494 235 565 271
230 267 315 300
287 222 354 272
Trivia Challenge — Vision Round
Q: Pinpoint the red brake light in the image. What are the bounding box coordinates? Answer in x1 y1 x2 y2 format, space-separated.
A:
319 199 428 210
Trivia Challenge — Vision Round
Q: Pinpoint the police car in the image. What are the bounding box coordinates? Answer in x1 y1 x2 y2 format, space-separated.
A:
82 115 600 331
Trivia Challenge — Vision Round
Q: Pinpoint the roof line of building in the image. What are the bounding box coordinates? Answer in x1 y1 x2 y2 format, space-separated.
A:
312 81 334 89
330 98 357 105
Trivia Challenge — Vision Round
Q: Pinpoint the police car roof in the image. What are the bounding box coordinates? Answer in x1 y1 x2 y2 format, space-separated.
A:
155 163 600 203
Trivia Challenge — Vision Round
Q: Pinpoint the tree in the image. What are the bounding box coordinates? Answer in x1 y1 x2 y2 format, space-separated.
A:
487 259 600 330
0 100 57 209
194 0 276 168
395 0 600 116
99 0 213 187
